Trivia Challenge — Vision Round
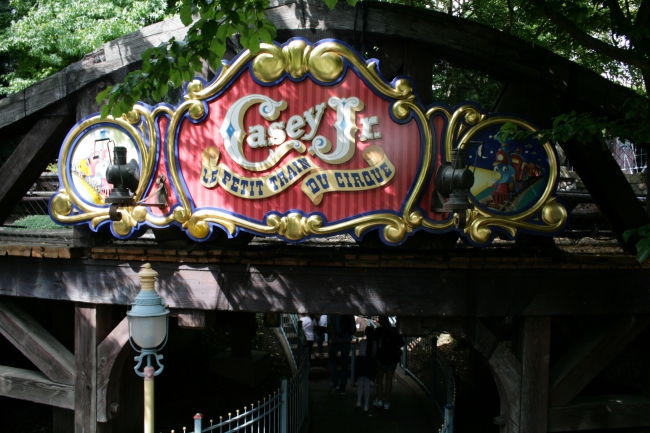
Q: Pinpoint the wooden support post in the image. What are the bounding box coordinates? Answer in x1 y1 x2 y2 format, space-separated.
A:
75 303 112 433
230 312 257 358
96 317 131 423
561 137 650 252
404 42 434 106
0 365 74 408
549 315 650 407
52 301 75 433
519 316 551 433
0 101 74 225
0 298 75 385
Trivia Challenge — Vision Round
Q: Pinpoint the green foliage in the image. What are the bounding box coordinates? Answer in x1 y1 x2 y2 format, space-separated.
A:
97 0 278 118
430 60 503 108
8 215 66 230
496 97 650 147
0 0 170 96
623 225 650 264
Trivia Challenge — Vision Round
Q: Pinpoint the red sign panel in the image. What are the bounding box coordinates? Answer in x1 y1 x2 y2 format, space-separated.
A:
50 39 567 246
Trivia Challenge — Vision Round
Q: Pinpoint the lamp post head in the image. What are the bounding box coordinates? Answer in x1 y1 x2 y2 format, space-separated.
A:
127 263 169 350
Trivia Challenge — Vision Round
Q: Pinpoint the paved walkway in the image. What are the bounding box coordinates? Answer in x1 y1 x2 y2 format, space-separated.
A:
306 367 441 433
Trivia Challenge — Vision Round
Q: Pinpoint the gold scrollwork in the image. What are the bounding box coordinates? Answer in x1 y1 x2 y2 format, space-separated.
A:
467 198 567 245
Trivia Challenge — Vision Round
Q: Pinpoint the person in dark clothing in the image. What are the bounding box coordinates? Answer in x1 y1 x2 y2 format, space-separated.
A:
328 314 355 396
355 326 377 412
372 316 404 410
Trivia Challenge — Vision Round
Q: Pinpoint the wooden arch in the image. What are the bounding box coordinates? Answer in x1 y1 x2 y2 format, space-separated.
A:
0 0 646 249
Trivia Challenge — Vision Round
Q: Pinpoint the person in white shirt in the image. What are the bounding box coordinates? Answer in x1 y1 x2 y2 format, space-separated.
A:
355 326 378 412
299 314 315 360
314 315 327 358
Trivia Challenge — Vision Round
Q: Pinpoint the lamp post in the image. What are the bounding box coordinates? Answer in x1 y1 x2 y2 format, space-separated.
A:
127 263 170 433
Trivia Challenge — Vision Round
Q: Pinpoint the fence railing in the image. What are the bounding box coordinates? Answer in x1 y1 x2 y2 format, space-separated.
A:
401 335 456 433
279 313 306 369
182 314 309 433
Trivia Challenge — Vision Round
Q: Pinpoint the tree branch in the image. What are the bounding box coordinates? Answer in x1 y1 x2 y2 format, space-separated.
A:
529 0 650 74
604 0 630 34
635 0 650 28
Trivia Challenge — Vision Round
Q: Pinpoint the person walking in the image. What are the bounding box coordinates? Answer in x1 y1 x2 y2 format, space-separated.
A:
355 326 377 412
373 316 404 410
314 314 327 358
328 314 355 397
299 314 315 361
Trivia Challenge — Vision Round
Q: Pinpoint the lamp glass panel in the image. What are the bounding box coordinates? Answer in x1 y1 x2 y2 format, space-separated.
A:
131 315 167 349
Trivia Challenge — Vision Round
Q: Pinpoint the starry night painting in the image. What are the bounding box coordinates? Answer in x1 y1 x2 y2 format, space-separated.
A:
464 125 550 214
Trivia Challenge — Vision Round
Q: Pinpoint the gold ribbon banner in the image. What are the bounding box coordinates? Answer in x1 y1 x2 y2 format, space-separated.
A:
199 145 395 205
300 145 395 205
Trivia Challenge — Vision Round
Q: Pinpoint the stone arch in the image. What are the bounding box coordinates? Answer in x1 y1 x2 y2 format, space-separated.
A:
427 317 522 433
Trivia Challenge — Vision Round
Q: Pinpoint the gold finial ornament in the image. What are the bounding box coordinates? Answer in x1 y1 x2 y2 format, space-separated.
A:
138 263 158 291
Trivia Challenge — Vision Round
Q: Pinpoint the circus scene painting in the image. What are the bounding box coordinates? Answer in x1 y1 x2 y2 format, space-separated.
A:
69 127 140 205
465 127 549 214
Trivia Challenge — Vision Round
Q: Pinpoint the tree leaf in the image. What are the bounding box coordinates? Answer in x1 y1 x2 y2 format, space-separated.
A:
636 242 650 264
324 0 338 10
100 104 111 119
96 87 110 105
623 229 636 242
248 34 260 54
180 5 193 26
202 20 219 40
258 27 272 43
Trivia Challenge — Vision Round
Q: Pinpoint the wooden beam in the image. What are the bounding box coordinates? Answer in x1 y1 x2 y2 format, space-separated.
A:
0 365 74 409
0 15 190 133
96 317 131 423
549 315 650 407
561 137 649 252
404 42 435 106
75 303 111 433
272 0 638 116
0 258 227 311
374 41 406 80
1 258 650 316
0 101 74 225
51 302 75 433
547 394 650 431
519 317 550 433
176 310 215 329
0 298 75 385
1 0 640 133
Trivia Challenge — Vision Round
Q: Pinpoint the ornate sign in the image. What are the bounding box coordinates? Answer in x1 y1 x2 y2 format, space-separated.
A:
50 39 568 246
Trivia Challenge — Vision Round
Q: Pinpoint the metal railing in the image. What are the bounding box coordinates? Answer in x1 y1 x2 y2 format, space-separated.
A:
401 335 456 433
279 314 306 369
181 314 309 433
